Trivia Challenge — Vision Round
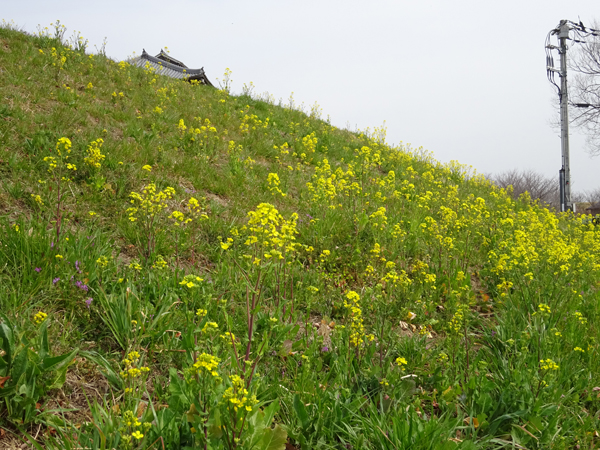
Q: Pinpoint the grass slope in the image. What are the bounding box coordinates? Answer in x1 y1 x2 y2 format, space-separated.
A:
1 23 600 449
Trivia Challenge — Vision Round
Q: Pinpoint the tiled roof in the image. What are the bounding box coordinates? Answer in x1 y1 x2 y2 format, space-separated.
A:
128 49 214 86
155 49 187 68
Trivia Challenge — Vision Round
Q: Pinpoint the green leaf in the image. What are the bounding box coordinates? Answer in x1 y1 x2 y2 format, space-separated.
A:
207 408 223 438
528 415 544 432
48 363 68 390
39 321 49 361
186 403 199 423
15 426 45 450
0 318 15 371
262 401 279 425
10 348 28 382
293 394 310 430
260 424 287 450
42 348 78 373
357 212 369 232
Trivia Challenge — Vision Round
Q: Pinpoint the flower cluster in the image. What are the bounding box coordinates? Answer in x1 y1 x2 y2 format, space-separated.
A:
127 183 176 222
151 255 168 270
179 274 203 288
34 311 48 325
96 256 110 268
120 351 150 381
169 197 208 227
396 356 407 371
192 353 221 377
533 303 551 318
119 410 152 444
344 291 369 347
267 173 286 197
242 203 299 260
449 304 469 335
222 375 258 412
539 359 559 371
84 138 105 169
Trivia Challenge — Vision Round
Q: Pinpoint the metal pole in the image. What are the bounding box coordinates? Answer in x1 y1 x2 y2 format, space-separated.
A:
559 168 565 211
558 20 571 212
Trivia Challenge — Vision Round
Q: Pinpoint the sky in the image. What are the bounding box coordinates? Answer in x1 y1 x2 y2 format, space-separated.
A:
4 0 600 192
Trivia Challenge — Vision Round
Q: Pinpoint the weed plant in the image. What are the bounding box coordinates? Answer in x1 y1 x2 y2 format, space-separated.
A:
1 21 600 449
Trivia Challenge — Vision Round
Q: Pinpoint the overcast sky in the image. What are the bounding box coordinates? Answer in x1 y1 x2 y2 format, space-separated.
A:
4 0 600 192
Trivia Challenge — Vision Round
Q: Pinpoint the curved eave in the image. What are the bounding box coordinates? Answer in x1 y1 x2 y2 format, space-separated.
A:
128 50 213 86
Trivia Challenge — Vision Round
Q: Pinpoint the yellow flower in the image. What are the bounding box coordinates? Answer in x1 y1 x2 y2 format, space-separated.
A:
96 256 110 267
220 237 233 250
131 431 144 440
84 138 105 169
396 357 407 370
179 274 203 288
34 311 48 325
539 359 559 371
55 254 63 259
30 194 44 206
142 165 152 172
152 256 168 270
192 353 221 375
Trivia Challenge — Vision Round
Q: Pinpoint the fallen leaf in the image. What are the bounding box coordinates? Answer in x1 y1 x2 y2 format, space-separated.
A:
137 401 147 418
0 376 10 388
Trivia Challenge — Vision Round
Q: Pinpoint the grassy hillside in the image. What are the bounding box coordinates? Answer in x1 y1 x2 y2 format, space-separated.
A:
1 22 600 449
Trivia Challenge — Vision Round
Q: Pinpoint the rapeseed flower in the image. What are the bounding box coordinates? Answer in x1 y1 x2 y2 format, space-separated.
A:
34 311 48 324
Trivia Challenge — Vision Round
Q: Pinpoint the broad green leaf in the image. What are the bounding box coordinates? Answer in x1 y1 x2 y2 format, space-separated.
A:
186 403 199 423
48 364 68 390
207 408 223 438
293 394 310 430
263 401 279 425
260 424 287 450
528 415 544 432
10 348 28 382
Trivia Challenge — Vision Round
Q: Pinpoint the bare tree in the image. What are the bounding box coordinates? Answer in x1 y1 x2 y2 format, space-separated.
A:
568 19 600 156
572 186 600 203
489 169 559 208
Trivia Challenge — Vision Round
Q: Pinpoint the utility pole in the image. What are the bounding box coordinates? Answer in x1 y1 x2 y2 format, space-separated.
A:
558 20 572 212
547 19 600 211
